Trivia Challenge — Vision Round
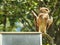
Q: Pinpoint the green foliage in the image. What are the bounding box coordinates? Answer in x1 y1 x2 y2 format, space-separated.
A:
0 0 60 45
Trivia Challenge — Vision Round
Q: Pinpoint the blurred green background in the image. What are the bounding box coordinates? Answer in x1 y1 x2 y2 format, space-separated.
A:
0 0 60 45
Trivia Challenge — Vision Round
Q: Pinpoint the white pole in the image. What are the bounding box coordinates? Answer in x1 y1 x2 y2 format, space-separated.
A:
0 34 2 45
40 33 42 45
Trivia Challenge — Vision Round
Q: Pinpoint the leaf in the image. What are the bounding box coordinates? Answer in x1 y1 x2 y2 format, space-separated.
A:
56 19 60 25
0 11 4 14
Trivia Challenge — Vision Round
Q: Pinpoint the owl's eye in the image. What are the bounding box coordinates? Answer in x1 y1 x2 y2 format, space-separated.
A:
45 9 48 11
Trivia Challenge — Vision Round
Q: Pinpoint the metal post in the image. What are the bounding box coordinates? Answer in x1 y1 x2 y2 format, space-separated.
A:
0 34 2 45
0 32 42 45
40 33 42 45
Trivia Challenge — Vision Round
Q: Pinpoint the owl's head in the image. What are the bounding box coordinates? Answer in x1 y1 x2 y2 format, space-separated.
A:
40 7 50 13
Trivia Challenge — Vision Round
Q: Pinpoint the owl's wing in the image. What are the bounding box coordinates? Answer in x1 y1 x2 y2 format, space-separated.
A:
31 10 37 18
47 16 53 29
